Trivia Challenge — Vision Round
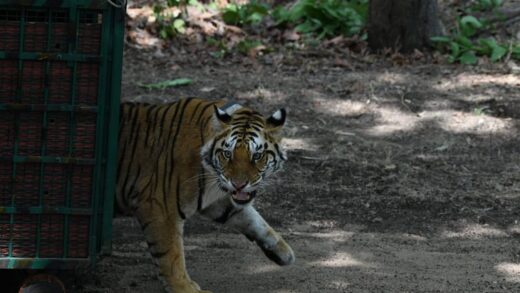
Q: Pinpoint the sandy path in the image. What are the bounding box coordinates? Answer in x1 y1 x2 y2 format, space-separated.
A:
70 217 520 293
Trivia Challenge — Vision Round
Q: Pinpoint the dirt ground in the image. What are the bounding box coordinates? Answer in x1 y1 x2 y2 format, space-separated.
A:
55 36 520 292
56 2 520 291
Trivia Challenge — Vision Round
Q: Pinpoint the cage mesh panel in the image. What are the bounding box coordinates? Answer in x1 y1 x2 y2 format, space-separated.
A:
0 113 15 157
70 165 93 208
68 215 89 258
46 112 70 157
23 10 68 53
49 11 68 53
0 10 21 52
0 214 10 256
0 162 12 206
24 10 47 52
0 4 110 262
74 113 96 158
39 214 64 257
11 214 38 257
22 61 45 104
42 164 67 207
18 112 43 156
77 63 99 104
77 11 102 54
48 62 72 104
13 163 40 207
0 60 18 104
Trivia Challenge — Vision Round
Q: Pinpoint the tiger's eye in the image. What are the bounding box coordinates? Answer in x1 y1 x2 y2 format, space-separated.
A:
252 152 263 161
223 150 232 159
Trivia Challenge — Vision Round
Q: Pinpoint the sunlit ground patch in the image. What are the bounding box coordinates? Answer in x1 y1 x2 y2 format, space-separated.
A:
422 110 514 134
308 252 374 268
366 107 420 135
236 88 287 103
313 98 369 117
441 224 508 239
282 137 319 151
433 73 520 91
496 263 520 283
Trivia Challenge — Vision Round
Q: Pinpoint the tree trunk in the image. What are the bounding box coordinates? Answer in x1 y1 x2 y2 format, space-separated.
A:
367 0 444 53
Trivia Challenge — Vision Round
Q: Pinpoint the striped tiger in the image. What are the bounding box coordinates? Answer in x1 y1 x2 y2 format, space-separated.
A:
117 98 295 293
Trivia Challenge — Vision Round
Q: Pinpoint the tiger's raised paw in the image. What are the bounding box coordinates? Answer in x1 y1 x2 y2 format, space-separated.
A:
257 238 295 266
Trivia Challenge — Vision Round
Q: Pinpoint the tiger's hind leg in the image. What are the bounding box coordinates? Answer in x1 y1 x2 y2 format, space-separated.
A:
201 197 295 266
137 214 212 293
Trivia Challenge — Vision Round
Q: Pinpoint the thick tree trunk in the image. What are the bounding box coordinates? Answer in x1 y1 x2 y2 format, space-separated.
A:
368 0 444 53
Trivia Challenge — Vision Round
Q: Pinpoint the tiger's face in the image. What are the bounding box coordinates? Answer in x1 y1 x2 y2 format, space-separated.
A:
201 105 287 205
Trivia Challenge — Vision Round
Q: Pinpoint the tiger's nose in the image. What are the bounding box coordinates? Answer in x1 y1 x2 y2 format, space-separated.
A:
231 180 248 191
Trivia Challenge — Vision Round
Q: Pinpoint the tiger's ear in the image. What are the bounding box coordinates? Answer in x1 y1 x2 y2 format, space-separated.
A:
266 108 286 131
214 105 232 124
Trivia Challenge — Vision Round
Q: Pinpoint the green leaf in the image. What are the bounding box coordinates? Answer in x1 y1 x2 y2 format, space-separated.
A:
295 19 319 33
512 46 520 56
458 51 478 64
166 0 182 6
139 78 193 90
479 0 492 10
449 41 460 57
454 35 474 48
272 6 290 24
479 37 497 48
159 29 168 39
173 19 185 33
459 15 483 37
490 44 507 62
430 36 451 43
222 10 239 25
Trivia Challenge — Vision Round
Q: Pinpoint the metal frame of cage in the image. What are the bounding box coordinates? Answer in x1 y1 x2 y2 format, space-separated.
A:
0 0 123 269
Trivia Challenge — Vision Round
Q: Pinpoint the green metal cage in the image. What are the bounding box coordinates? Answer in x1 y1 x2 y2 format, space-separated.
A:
0 0 124 269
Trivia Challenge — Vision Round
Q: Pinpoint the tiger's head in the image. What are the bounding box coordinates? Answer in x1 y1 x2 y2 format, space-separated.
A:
201 104 287 205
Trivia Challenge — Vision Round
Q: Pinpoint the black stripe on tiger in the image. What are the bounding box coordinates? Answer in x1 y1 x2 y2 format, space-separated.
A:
176 175 186 219
168 98 193 193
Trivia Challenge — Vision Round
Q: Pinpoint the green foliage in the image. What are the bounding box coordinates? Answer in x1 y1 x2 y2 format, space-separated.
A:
273 0 368 39
467 0 502 12
236 39 263 54
222 1 269 26
153 5 186 38
206 37 229 58
153 0 211 39
431 0 519 64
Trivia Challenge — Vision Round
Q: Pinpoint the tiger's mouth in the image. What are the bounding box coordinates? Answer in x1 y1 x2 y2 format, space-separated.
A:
230 190 257 205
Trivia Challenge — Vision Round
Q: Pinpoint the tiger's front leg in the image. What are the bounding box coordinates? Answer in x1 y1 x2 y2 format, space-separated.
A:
201 198 295 266
137 214 212 293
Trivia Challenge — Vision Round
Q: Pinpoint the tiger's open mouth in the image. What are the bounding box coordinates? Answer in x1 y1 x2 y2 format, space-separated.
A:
230 190 257 204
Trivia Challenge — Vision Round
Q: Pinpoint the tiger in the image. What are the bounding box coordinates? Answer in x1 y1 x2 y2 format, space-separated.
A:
116 97 295 293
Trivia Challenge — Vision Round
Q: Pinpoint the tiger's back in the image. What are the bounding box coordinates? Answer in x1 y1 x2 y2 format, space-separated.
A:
117 98 221 217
